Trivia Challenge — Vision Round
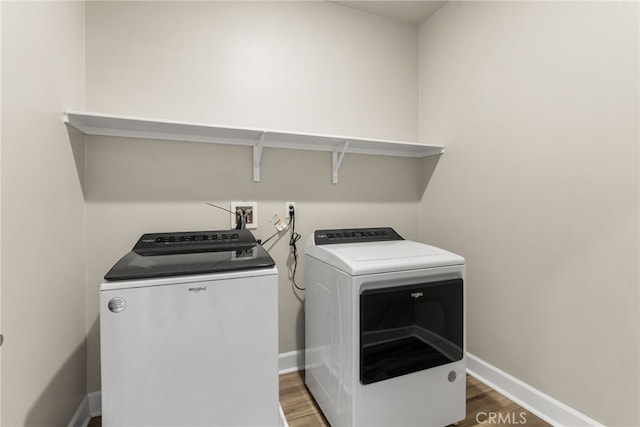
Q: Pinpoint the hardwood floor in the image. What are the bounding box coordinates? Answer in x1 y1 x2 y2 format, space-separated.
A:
90 371 551 426
279 371 330 427
457 374 549 427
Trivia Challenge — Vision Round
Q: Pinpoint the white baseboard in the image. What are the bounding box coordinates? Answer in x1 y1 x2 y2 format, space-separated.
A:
87 391 102 417
279 350 304 374
466 352 604 427
67 395 91 427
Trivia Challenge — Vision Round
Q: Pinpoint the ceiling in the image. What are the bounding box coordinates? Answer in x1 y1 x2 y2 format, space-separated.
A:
328 1 448 25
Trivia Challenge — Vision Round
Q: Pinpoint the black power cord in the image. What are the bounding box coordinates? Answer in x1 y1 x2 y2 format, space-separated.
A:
260 205 304 291
261 224 284 246
288 206 303 291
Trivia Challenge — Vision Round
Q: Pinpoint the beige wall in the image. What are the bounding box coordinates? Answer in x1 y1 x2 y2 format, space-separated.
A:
84 1 422 392
418 2 639 426
4 2 632 423
1 1 87 426
86 1 418 142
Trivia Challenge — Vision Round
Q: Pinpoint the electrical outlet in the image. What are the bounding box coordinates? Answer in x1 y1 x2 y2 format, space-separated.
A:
230 201 257 229
285 202 296 220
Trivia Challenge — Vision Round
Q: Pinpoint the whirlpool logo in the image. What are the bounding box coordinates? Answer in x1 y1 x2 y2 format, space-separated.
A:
410 291 424 299
188 286 207 293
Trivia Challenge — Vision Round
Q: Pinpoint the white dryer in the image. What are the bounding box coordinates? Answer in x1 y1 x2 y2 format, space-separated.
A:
100 230 279 426
305 227 465 427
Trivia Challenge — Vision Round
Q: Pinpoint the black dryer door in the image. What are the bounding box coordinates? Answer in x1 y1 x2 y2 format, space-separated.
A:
360 278 463 385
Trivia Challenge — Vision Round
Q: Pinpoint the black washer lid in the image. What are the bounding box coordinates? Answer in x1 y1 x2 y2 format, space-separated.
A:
104 229 275 281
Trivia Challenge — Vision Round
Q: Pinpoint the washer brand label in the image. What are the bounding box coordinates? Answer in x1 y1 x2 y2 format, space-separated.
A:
188 286 207 293
108 297 126 313
410 291 424 299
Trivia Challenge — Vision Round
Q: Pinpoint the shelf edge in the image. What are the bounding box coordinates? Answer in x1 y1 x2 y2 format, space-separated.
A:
63 111 444 158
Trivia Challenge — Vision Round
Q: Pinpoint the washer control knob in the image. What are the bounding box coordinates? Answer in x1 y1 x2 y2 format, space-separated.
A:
448 370 457 382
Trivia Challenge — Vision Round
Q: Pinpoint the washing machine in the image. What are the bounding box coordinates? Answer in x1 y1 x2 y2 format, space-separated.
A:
100 229 279 426
305 227 465 427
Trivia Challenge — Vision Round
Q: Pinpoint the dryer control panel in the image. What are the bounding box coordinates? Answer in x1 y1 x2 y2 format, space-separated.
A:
314 227 403 245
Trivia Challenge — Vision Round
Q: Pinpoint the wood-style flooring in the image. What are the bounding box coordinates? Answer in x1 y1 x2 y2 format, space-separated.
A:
89 371 551 427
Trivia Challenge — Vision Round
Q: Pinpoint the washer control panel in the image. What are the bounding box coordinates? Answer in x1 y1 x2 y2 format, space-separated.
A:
133 229 255 255
314 227 403 245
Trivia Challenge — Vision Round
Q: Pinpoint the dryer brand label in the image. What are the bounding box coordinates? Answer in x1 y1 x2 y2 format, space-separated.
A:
108 297 126 313
188 286 207 293
410 291 424 299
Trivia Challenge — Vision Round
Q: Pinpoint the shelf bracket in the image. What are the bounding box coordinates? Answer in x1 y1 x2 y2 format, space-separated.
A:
332 140 350 184
253 132 266 182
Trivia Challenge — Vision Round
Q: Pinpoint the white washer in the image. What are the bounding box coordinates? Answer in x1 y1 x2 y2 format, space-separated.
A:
305 228 466 427
100 230 279 426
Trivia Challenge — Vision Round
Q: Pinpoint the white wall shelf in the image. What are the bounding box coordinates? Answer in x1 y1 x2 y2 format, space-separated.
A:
63 111 444 184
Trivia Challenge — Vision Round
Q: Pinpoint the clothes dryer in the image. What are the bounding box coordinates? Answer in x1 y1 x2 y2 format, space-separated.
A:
305 227 465 427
